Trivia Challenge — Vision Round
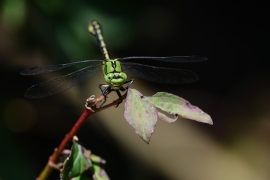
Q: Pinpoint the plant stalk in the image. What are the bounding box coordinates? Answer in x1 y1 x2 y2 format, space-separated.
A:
36 94 125 180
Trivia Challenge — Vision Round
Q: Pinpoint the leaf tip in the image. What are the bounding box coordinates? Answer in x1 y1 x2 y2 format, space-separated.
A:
203 115 213 125
208 119 213 125
144 139 151 144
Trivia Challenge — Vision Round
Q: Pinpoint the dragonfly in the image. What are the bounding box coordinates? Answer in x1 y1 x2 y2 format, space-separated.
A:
21 20 207 106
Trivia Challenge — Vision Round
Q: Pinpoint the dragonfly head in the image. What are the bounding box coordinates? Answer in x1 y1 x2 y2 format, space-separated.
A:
104 72 127 89
103 60 127 89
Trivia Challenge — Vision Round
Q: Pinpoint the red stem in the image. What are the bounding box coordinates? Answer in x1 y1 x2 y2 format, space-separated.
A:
36 94 123 180
36 108 93 180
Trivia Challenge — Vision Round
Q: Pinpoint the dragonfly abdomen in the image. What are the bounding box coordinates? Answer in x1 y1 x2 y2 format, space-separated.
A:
88 21 110 60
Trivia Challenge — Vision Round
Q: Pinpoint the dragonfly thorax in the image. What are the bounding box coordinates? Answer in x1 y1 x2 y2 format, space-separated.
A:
102 60 127 89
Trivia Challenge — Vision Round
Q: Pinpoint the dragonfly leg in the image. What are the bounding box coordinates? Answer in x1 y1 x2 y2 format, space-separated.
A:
120 78 134 92
98 84 107 92
116 90 122 98
114 90 123 107
98 84 111 107
98 84 111 96
99 98 106 108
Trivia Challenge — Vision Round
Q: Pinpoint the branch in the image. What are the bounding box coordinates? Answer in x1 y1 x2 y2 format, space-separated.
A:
36 94 126 180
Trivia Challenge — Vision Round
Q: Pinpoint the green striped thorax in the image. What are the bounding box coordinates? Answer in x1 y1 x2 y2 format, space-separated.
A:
102 59 127 90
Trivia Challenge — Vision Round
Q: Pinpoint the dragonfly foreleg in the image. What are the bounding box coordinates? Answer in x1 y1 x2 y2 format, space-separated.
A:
114 90 123 107
98 84 111 107
120 78 134 92
98 84 111 95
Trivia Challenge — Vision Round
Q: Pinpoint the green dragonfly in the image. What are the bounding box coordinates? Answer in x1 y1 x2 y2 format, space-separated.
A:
21 20 207 104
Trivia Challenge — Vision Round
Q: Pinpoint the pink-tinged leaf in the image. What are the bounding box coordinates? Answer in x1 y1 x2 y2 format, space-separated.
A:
124 88 158 144
143 92 213 125
157 111 178 123
91 154 110 180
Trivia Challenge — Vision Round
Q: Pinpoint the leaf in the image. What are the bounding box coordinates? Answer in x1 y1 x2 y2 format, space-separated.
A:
91 154 110 180
143 92 213 125
157 111 178 123
124 88 158 144
61 142 92 180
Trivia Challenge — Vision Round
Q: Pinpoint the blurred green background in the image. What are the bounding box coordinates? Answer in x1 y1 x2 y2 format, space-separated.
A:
1 1 270 180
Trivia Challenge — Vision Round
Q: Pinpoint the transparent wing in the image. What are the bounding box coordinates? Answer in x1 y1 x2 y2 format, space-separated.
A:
20 60 103 75
25 63 102 98
121 62 199 84
119 55 207 63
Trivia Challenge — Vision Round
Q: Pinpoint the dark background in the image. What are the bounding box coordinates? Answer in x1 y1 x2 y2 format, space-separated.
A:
1 1 270 180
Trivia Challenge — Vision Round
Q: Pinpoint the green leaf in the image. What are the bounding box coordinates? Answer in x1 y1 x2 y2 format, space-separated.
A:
91 154 110 180
124 88 158 144
143 92 213 125
61 142 92 180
